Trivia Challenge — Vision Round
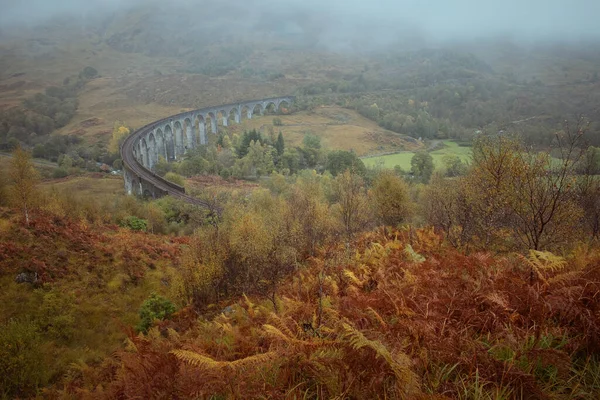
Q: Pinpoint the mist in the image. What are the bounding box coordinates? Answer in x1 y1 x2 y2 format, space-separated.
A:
1 0 600 56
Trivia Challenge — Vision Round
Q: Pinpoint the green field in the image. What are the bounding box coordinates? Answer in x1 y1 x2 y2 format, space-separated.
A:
362 140 472 171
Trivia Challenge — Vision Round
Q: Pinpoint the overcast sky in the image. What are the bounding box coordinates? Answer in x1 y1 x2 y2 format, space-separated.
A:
1 0 600 43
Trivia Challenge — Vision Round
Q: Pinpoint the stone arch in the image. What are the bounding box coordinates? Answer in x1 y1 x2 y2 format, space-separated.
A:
183 118 194 150
156 128 166 160
207 112 217 134
195 114 207 145
241 105 251 120
148 132 157 169
264 101 277 114
174 120 184 157
141 138 149 168
252 103 264 117
228 107 240 124
216 109 227 127
164 124 175 162
277 99 290 113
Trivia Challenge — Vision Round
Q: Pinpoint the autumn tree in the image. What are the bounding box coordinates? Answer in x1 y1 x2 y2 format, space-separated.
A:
332 170 371 240
370 170 412 227
108 121 130 155
287 171 335 256
422 173 477 248
8 147 39 225
410 151 434 183
468 123 586 250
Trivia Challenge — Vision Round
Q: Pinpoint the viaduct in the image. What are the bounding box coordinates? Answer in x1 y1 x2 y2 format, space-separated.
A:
120 96 294 205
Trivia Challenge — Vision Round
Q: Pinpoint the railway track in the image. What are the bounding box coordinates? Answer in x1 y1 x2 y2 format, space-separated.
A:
121 121 212 209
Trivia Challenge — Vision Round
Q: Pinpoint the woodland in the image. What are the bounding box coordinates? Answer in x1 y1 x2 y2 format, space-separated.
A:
1 1 600 399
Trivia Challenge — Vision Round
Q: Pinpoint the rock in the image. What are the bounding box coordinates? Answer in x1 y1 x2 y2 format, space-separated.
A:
15 272 38 284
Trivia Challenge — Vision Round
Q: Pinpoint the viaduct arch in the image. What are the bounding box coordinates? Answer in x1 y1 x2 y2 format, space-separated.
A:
121 96 294 205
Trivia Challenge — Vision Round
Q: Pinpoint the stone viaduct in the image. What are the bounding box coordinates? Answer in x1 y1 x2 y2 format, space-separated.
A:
121 96 294 203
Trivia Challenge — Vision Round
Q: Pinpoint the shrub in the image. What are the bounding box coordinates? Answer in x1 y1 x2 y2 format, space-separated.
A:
164 172 185 186
120 215 148 231
80 66 98 79
52 167 69 179
0 319 50 398
136 293 176 333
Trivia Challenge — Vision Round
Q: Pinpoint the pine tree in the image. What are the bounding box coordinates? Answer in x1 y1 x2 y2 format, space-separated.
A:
275 131 285 156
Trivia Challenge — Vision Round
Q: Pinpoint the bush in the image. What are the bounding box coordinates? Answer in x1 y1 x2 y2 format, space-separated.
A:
136 293 176 333
120 215 148 231
0 319 50 398
80 66 98 79
52 167 69 179
164 172 185 186
273 117 283 126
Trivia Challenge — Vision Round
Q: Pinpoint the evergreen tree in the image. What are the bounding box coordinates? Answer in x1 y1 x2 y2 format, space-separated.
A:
275 132 285 156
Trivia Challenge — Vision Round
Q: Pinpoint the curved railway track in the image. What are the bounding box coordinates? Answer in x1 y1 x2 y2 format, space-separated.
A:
121 96 293 209
121 121 212 208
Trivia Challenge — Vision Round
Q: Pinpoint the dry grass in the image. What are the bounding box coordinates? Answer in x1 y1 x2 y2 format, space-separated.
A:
232 106 421 156
40 175 125 198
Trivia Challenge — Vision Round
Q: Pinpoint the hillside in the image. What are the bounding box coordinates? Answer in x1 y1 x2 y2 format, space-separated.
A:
2 2 600 399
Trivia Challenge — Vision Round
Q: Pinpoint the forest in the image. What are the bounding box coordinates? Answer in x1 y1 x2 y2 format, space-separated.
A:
1 0 600 398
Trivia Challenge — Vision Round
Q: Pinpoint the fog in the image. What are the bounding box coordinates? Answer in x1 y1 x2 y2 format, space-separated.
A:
2 0 600 47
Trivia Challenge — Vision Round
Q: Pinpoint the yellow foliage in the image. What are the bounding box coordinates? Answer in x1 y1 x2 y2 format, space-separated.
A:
108 122 131 154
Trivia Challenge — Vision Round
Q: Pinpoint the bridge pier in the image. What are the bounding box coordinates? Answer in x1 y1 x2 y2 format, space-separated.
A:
122 96 294 200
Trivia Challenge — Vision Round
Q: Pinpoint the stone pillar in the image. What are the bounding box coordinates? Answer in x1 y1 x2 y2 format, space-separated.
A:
210 117 217 134
199 121 207 145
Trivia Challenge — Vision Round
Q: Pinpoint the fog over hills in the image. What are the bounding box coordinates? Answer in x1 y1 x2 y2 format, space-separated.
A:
2 0 600 50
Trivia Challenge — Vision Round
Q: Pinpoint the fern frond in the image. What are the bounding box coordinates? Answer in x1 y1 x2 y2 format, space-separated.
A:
171 349 276 372
524 250 566 272
263 324 338 347
243 294 256 318
267 313 296 339
366 307 388 329
343 269 363 286
124 337 138 353
340 323 419 395
166 328 180 341
547 270 583 286
404 244 425 263
263 324 292 343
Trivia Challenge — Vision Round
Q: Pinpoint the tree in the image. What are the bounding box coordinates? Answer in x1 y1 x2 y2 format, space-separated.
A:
275 131 285 156
468 125 586 250
237 129 263 158
410 151 434 183
108 121 130 155
303 133 321 150
371 171 412 227
332 170 371 240
326 150 366 176
8 147 39 225
442 154 467 177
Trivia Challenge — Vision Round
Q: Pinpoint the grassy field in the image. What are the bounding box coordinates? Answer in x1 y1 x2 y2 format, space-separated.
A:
362 140 472 171
233 106 422 156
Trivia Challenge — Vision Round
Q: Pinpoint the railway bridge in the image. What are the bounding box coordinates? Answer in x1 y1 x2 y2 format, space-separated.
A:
121 96 294 203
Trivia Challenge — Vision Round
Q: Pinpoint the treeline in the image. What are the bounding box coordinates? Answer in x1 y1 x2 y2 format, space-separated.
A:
293 48 600 147
0 66 98 153
156 127 366 182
